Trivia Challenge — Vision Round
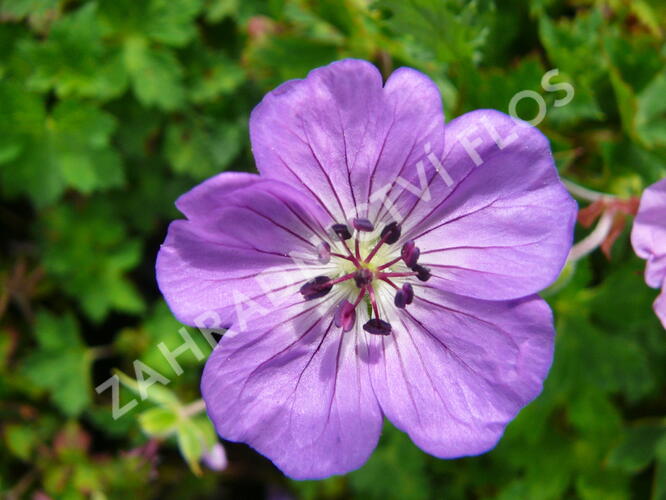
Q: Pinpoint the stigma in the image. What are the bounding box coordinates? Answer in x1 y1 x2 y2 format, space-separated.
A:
298 220 431 335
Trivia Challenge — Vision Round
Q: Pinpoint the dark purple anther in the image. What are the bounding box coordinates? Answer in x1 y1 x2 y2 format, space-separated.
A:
363 319 392 335
354 268 373 288
402 283 414 304
401 240 420 268
300 276 332 300
412 264 431 282
352 218 375 232
317 241 331 264
380 222 401 245
334 300 356 332
331 223 352 241
394 290 406 309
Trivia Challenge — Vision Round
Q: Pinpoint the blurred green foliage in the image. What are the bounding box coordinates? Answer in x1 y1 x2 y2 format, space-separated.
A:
1 0 666 498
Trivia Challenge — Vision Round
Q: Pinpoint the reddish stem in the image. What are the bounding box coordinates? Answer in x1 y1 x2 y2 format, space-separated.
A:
340 240 361 266
364 233 391 264
326 272 357 287
378 271 418 279
377 256 402 270
352 288 367 308
330 252 354 262
380 277 399 289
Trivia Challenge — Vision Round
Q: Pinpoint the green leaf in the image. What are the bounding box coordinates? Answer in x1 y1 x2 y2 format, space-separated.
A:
115 303 211 375
123 37 186 110
636 71 666 149
192 415 218 452
608 424 666 473
539 11 605 85
115 370 179 407
656 434 666 463
601 139 666 183
376 0 493 65
99 0 203 47
19 2 128 99
0 0 58 19
5 423 38 460
186 48 246 104
603 27 665 142
655 458 666 500
138 407 179 437
553 311 655 401
245 34 339 87
39 202 144 321
538 11 606 125
575 470 629 500
348 423 429 500
164 116 245 180
608 62 639 141
496 430 574 500
0 79 44 168
204 0 239 23
604 31 663 94
144 0 204 47
176 420 204 476
458 56 544 115
568 389 622 438
0 95 124 206
21 311 92 416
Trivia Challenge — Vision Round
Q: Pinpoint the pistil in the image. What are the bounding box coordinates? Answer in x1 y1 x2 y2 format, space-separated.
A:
305 219 429 334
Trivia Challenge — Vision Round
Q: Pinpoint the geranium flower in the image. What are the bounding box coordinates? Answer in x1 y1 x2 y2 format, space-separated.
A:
202 442 228 472
156 59 576 479
631 178 666 328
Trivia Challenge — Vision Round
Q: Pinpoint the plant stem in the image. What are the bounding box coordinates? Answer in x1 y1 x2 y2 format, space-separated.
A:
567 210 614 263
562 178 614 202
181 398 207 418
88 345 116 361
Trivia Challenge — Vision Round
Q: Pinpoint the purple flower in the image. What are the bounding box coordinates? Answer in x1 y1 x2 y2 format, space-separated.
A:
202 442 228 472
631 178 666 328
156 59 577 479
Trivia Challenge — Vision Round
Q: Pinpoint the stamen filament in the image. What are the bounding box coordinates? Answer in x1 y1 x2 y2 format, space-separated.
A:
378 271 418 279
326 272 357 287
340 239 361 266
330 252 355 262
377 256 402 270
367 285 381 320
380 277 399 289
364 222 401 264
364 232 391 264
353 288 367 308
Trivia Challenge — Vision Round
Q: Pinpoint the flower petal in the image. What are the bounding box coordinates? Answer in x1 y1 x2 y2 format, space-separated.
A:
398 109 576 300
156 178 333 328
175 171 260 220
369 286 554 458
631 178 666 288
202 443 228 472
250 59 445 223
201 300 382 479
